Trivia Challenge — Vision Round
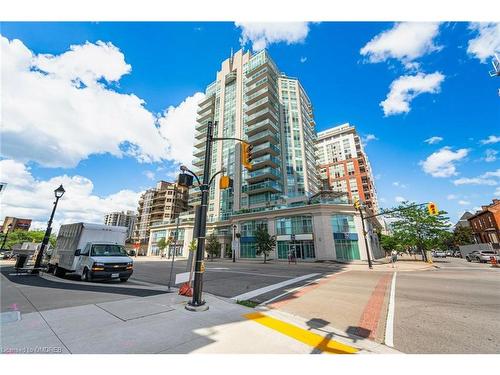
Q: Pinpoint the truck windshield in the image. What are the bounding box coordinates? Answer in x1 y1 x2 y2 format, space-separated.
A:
91 244 127 257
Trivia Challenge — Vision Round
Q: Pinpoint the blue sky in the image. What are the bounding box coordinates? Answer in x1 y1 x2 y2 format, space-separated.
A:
1 21 499 227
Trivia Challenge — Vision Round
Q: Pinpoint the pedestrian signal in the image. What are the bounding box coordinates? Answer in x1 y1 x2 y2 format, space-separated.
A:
219 175 233 189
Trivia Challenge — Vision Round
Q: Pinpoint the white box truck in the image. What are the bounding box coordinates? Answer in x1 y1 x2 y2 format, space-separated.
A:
49 223 133 282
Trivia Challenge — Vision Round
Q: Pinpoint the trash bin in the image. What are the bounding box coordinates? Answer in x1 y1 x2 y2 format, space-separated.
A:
15 254 28 269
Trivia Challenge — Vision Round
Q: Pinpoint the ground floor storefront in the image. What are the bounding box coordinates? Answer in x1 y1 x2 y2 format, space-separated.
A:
147 203 383 263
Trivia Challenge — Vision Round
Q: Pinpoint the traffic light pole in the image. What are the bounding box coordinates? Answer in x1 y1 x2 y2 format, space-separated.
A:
182 123 253 311
186 121 214 312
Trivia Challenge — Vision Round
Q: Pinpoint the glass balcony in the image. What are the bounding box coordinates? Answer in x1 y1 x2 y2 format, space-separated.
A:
242 180 282 195
193 158 204 167
196 111 213 124
246 118 279 137
247 130 279 146
251 154 280 170
247 167 281 184
252 142 280 157
246 107 278 126
245 96 278 116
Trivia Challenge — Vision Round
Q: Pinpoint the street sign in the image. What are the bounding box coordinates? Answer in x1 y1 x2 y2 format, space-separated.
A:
175 272 190 284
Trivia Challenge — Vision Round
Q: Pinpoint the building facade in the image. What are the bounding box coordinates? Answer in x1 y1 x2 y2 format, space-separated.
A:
104 210 136 241
468 199 500 245
132 181 189 255
148 193 384 262
191 49 320 225
1 217 32 233
316 123 378 213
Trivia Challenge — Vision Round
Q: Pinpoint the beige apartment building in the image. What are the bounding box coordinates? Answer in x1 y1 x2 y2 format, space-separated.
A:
132 181 188 255
316 123 379 213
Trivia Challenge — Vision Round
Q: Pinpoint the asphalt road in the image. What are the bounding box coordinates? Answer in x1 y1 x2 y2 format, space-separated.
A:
394 256 500 354
130 258 347 301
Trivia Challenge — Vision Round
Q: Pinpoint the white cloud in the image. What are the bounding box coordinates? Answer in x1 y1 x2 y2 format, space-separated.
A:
420 147 469 178
380 72 445 116
447 194 458 200
453 177 497 186
458 200 471 206
143 170 156 181
300 56 307 63
480 135 500 144
1 35 202 170
483 169 500 178
361 134 378 147
424 136 443 145
392 181 407 188
467 23 500 63
395 196 406 203
484 149 498 162
360 22 441 68
157 92 205 168
0 159 142 233
235 22 310 51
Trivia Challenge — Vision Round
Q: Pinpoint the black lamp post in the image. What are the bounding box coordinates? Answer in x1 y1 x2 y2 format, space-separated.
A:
32 184 65 273
232 224 237 263
1 223 13 251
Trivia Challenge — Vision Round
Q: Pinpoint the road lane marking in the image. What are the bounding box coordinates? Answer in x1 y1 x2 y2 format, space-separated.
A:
261 270 351 307
384 272 397 347
244 312 358 354
356 273 392 340
231 273 319 301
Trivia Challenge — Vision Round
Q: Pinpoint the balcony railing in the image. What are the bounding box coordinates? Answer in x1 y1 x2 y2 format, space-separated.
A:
247 130 279 145
241 180 282 195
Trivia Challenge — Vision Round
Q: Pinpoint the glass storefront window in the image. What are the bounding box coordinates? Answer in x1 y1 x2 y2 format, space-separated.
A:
331 214 360 260
275 216 313 235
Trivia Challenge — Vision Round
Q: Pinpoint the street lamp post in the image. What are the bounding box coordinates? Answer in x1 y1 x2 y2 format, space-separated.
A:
1 224 13 251
32 184 65 274
232 224 237 263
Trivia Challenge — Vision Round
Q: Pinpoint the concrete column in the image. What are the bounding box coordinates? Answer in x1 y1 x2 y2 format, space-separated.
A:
313 213 335 260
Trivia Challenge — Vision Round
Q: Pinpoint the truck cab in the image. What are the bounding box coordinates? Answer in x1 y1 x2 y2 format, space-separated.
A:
74 242 133 282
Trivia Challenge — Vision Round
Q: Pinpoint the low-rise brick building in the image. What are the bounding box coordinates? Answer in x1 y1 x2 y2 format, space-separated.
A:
468 199 500 246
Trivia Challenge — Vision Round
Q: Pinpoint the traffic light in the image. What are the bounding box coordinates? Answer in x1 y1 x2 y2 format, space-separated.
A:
219 175 233 189
241 142 253 171
427 202 438 215
353 198 361 210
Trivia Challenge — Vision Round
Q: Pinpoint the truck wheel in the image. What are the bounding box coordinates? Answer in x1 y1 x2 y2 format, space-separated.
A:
120 278 129 282
54 265 65 277
81 268 91 282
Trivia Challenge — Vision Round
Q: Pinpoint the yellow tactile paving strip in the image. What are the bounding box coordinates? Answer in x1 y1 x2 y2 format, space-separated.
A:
244 312 359 354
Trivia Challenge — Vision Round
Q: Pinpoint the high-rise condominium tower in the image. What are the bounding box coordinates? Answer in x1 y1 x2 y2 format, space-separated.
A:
191 49 319 223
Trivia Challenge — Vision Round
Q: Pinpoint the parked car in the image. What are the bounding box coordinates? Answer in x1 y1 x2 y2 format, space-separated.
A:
453 250 462 258
446 250 453 256
467 250 500 263
432 250 447 258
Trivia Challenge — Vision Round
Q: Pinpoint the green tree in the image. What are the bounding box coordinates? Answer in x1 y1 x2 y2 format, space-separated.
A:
188 240 197 253
205 233 220 261
384 201 451 262
2 230 56 250
452 226 475 247
254 227 276 264
380 234 400 255
156 237 168 257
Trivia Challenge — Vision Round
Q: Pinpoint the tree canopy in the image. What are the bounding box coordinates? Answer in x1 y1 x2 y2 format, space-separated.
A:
1 230 56 250
254 227 276 263
205 233 220 260
381 201 451 261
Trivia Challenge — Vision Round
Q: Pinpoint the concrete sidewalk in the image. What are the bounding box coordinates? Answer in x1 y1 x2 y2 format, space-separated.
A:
0 289 399 354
